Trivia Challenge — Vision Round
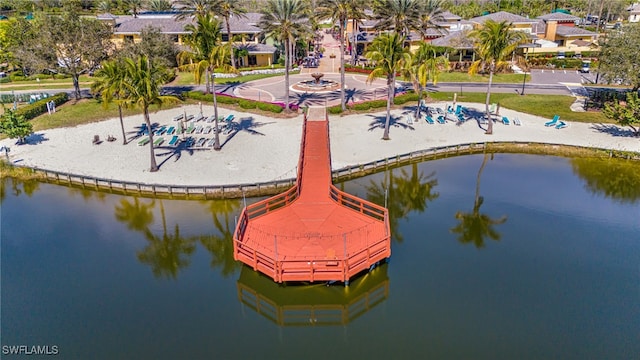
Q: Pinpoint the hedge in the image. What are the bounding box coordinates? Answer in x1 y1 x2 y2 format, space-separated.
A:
183 91 292 113
16 92 69 120
393 92 419 105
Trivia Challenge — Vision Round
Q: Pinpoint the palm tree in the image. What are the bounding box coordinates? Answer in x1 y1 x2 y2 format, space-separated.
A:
259 0 310 113
418 0 447 40
199 198 243 277
179 13 222 94
124 0 144 18
403 43 449 119
450 154 507 248
209 44 238 150
211 0 247 69
174 0 213 19
147 0 173 11
91 59 130 145
317 0 350 111
348 0 367 66
365 32 411 140
372 0 423 36
468 20 528 135
123 55 180 172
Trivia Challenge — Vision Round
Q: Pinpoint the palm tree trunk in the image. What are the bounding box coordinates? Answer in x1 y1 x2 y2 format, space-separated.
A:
474 153 488 214
485 69 494 135
226 18 236 69
212 72 221 150
284 38 290 113
144 108 159 172
118 104 127 145
352 19 358 66
340 19 346 111
415 84 423 119
383 75 393 140
205 68 211 94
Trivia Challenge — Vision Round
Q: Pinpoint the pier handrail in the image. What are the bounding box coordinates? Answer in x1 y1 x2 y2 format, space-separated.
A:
329 185 388 222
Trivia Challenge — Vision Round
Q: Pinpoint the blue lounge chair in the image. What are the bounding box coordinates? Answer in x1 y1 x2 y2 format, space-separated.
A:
154 126 166 136
224 114 234 122
166 126 175 135
455 105 462 115
545 115 560 127
168 135 179 146
457 113 466 122
556 121 568 129
425 115 435 124
501 116 510 125
437 115 446 124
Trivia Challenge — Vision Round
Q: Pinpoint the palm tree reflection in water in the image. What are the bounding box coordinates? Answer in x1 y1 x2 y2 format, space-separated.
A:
450 154 507 248
114 197 244 279
198 198 243 278
365 163 439 243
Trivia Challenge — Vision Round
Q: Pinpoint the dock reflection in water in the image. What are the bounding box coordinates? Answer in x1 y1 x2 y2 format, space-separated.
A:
236 263 390 327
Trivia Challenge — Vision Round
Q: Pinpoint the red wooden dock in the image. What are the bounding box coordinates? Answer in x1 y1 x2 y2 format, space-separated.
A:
233 106 391 283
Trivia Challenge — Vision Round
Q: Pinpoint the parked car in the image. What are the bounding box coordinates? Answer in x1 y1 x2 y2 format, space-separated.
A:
579 60 591 73
557 51 566 59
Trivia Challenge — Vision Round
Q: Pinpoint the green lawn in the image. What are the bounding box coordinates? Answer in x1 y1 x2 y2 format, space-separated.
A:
428 92 611 123
28 99 186 132
0 75 94 91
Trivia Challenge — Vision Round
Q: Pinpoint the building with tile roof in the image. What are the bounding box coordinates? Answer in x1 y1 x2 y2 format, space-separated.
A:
97 12 276 67
628 3 640 22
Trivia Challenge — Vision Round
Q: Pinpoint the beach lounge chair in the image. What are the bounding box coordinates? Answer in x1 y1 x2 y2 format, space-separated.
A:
224 114 234 122
186 114 194 121
406 114 413 124
153 137 164 146
196 137 206 147
206 115 215 123
166 126 175 135
556 121 568 129
204 126 212 134
513 117 522 126
207 138 215 147
194 114 204 122
186 124 195 134
457 113 466 122
196 125 204 134
501 116 510 125
545 115 560 127
425 115 435 124
137 137 150 146
168 135 179 146
154 126 165 136
172 114 184 122
437 115 446 124
455 105 463 115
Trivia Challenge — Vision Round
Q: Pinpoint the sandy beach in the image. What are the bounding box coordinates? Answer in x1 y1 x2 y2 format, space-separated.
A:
2 102 639 187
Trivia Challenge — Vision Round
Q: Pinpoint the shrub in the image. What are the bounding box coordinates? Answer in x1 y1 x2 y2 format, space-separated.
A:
15 92 69 120
328 105 343 114
257 102 283 113
394 92 419 105
0 77 10 84
368 99 388 108
238 99 257 109
352 102 371 110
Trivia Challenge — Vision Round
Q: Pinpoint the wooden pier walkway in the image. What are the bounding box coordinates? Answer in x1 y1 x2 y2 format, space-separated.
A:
233 107 391 283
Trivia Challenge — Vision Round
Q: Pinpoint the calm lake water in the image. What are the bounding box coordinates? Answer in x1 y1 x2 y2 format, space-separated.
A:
2 154 639 360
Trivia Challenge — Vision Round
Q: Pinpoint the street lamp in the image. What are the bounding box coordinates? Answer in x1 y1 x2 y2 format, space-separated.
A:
520 71 526 95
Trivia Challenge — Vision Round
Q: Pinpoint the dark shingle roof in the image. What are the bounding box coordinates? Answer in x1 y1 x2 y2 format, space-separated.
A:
440 11 462 21
469 11 536 24
531 20 546 34
537 12 580 22
115 17 192 34
430 31 474 49
555 26 598 37
110 13 263 35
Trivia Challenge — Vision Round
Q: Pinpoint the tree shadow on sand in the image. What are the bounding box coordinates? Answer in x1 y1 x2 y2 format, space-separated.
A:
24 133 48 145
367 114 415 132
126 122 160 143
155 136 210 168
221 117 271 148
590 123 639 138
